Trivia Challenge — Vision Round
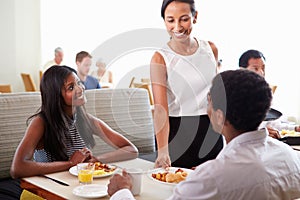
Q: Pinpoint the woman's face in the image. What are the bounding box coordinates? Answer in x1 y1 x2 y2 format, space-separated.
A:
62 72 86 112
164 1 196 42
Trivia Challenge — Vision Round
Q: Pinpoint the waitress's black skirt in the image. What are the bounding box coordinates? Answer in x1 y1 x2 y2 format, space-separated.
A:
168 115 223 168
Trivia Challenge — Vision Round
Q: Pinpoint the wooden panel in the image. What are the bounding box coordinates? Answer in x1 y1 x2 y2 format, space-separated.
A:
0 84 12 93
21 73 37 92
21 179 66 200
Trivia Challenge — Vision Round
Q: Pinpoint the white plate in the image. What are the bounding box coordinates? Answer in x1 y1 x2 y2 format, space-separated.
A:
280 130 300 137
69 164 116 178
148 167 193 185
72 184 107 198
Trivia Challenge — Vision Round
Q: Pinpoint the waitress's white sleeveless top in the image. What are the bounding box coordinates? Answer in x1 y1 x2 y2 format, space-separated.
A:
157 39 217 117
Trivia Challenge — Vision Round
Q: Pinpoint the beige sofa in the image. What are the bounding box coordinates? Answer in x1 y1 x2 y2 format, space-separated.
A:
0 88 155 179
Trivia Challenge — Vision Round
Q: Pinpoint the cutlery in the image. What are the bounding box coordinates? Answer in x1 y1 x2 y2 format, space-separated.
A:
40 175 69 186
112 164 161 174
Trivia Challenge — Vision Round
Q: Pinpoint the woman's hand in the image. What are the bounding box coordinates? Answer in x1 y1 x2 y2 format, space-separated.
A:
155 152 171 169
85 155 99 163
69 147 92 166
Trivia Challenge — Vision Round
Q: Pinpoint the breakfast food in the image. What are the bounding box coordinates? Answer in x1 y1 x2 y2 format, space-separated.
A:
152 168 188 184
87 162 116 176
281 129 300 136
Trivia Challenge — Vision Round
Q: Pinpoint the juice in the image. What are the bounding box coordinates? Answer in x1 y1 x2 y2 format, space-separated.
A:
78 169 93 184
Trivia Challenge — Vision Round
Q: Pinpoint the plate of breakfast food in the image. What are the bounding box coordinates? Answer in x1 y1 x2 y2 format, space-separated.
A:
69 162 117 178
279 130 300 145
149 167 193 185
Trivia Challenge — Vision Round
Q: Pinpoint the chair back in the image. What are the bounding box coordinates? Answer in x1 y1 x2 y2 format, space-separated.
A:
0 84 12 93
39 70 43 82
132 83 154 105
21 73 37 92
270 85 277 94
129 77 154 105
84 89 155 155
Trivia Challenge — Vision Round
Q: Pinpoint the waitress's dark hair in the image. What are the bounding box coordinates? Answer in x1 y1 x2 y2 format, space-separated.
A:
161 0 196 19
28 65 95 161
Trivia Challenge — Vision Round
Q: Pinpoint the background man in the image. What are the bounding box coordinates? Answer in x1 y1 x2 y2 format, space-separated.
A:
43 47 64 72
76 51 100 90
239 49 300 138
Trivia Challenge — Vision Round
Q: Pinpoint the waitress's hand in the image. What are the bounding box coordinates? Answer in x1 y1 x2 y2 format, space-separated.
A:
69 147 92 166
155 152 171 169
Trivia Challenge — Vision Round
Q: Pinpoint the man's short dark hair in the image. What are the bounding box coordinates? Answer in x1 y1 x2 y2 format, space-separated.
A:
210 69 272 132
239 49 265 68
76 51 92 63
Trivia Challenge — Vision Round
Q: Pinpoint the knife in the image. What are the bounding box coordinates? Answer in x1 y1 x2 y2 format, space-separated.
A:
41 175 69 186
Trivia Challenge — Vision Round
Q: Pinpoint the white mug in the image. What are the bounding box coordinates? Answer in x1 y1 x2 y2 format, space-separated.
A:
126 168 143 195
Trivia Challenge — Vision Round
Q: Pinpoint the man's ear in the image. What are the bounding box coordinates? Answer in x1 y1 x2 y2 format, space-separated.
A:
215 109 225 131
193 11 198 24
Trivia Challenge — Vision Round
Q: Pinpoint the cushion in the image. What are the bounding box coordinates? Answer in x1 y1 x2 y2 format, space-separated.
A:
85 89 155 155
0 92 41 179
0 89 155 179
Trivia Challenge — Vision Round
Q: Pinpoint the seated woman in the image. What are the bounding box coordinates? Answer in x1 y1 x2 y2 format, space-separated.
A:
10 65 138 178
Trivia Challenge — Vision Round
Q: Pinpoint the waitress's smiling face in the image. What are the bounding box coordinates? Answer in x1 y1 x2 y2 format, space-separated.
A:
164 1 197 42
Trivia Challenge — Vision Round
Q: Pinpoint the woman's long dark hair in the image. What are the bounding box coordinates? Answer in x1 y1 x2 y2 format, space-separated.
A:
28 65 95 161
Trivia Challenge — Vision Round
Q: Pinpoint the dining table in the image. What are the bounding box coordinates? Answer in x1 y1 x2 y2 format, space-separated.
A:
21 158 174 200
21 147 300 200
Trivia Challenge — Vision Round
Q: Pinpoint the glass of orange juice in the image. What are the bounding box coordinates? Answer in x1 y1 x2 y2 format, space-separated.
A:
77 163 94 184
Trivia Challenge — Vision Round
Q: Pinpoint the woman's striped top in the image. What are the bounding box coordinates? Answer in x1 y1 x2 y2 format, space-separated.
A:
33 119 86 162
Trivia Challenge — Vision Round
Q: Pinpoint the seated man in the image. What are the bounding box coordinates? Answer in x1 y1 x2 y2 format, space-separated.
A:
43 47 64 72
76 51 101 90
107 69 300 199
239 49 300 138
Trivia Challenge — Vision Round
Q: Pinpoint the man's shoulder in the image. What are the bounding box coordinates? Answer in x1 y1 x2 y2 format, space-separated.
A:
43 60 55 69
87 75 98 82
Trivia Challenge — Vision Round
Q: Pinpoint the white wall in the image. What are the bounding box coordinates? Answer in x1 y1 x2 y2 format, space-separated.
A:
0 0 41 92
1 0 299 121
40 0 300 121
196 0 300 120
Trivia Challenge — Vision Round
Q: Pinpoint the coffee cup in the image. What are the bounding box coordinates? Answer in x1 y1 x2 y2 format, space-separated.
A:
126 168 142 195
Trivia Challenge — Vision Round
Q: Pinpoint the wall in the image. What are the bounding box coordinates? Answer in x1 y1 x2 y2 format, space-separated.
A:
39 0 300 121
0 0 299 122
0 0 41 92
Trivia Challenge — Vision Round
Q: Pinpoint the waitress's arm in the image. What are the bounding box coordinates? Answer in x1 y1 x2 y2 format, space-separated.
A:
150 52 171 168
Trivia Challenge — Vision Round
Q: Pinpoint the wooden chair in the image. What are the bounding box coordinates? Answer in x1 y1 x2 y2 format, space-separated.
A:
21 73 37 92
141 78 151 84
0 84 12 93
129 77 154 105
39 70 43 82
129 77 136 88
270 85 277 94
132 83 154 105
